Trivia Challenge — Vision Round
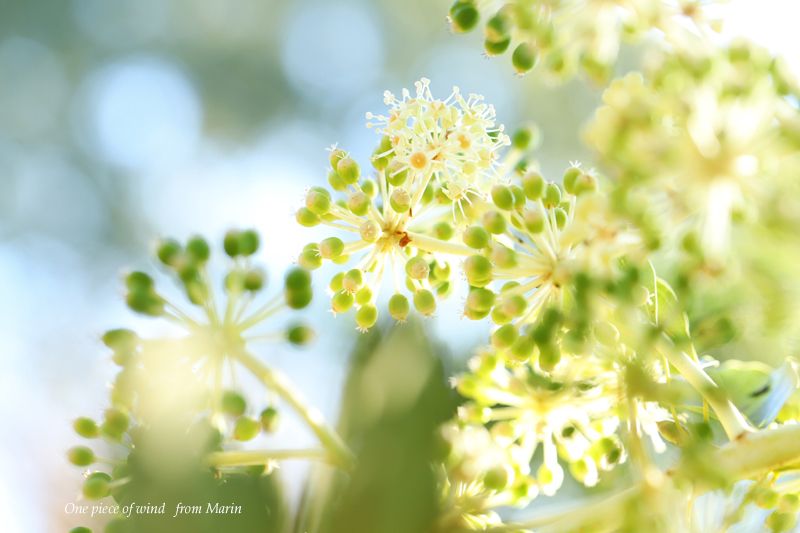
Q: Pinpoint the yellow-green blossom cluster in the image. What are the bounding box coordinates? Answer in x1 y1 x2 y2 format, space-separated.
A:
448 0 719 81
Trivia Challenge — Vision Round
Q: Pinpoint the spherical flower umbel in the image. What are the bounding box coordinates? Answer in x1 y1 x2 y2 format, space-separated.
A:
297 79 531 331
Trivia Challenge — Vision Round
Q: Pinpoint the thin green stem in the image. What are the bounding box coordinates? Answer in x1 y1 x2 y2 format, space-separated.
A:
206 449 331 467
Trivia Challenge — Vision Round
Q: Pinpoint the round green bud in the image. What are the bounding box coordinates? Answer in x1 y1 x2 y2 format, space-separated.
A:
554 207 568 230
510 185 526 208
466 287 495 314
539 343 561 371
186 235 210 263
574 172 598 195
431 262 451 282
69 528 92 533
125 271 153 291
285 267 311 291
767 511 796 533
483 465 511 491
223 230 241 257
511 125 538 150
356 304 378 330
68 446 95 466
337 157 360 184
390 187 411 213
101 409 129 440
298 244 322 270
492 324 518 349
286 285 313 309
343 268 364 293
512 42 537 74
233 416 260 441
329 272 344 292
221 390 247 417
523 207 545 234
361 179 377 197
319 237 345 259
238 229 259 256
296 207 321 227
102 328 138 363
388 293 410 322
360 220 381 243
450 1 479 33
306 187 332 215
491 184 515 210
386 160 408 187
74 417 99 439
332 290 355 313
286 324 315 346
779 493 800 513
155 238 182 266
509 335 535 361
83 472 111 500
241 269 264 292
405 256 430 280
490 243 518 269
435 281 451 297
347 191 370 216
522 171 545 200
355 287 372 306
329 148 347 169
484 36 511 56
328 170 346 191
433 221 454 241
125 289 163 317
543 182 562 208
464 255 493 287
413 289 436 316
562 166 582 194
501 294 527 317
463 225 490 249
260 407 280 433
482 211 507 235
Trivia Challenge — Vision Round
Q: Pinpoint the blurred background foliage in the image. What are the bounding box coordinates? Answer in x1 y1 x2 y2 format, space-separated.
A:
0 0 796 531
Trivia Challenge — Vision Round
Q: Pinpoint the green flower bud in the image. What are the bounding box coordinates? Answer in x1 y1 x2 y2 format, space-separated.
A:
483 465 511 491
755 488 780 509
405 256 430 280
296 207 321 227
361 179 377 197
511 185 526 208
562 166 582 194
102 329 138 366
511 125 538 150
767 511 796 533
386 160 408 187
156 238 182 266
286 324 314 345
388 293 410 321
390 188 411 213
522 171 545 200
491 306 511 325
492 324 518 348
74 417 99 439
509 335 535 361
491 184 515 210
125 271 154 291
539 342 561 371
186 235 210 263
449 1 479 33
306 187 332 216
238 230 259 256
347 191 370 216
433 221 454 241
500 294 527 317
463 225 490 249
224 230 241 257
260 407 280 433
319 237 345 259
431 262 451 281
512 42 537 74
298 243 322 270
360 220 381 243
332 290 355 313
337 157 360 184
328 170 346 191
355 287 372 305
329 148 347 169
466 287 495 314
523 207 545 233
233 416 260 441
779 493 800 513
356 304 378 331
485 11 510 44
329 272 344 292
573 172 598 195
285 267 311 291
484 37 511 56
490 243 518 269
543 182 561 208
554 207 568 229
125 288 164 316
482 211 507 235
101 408 129 440
83 472 111 500
343 268 364 293
221 390 247 417
464 255 493 287
68 446 95 466
414 289 437 316
69 527 92 533
239 269 263 292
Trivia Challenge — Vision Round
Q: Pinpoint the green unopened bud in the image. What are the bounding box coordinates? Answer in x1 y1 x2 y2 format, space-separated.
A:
562 167 582 194
491 184 515 210
500 294 527 317
328 170 346 191
238 230 259 256
186 235 210 263
466 287 495 314
386 160 408 186
101 408 129 440
522 171 545 200
221 390 247 417
284 268 313 309
296 207 321 227
242 269 264 292
329 272 344 292
754 488 779 509
361 179 377 197
463 225 490 249
539 343 561 371
337 157 360 184
433 221 454 240
285 267 311 291
405 256 430 280
449 1 479 33
286 324 314 346
156 238 182 266
573 172 598 195
83 472 111 500
69 527 92 533
329 148 347 169
492 324 518 348
543 183 561 208
356 304 378 331
319 237 344 259
68 446 95 466
306 187 332 215
390 188 411 213
388 293 410 322
490 243 518 269
554 207 568 229
512 42 537 74
511 125 538 150
464 255 493 287
483 464 511 491
74 417 99 439
779 493 800 513
360 220 380 243
484 36 510 56
509 335 535 361
102 329 138 366
234 416 260 441
483 211 507 235
485 12 510 44
298 244 322 270
332 290 355 313
125 271 153 292
767 511 796 533
343 268 364 293
347 191 370 216
414 289 436 316
355 286 372 305
431 262 451 281
224 230 241 256
523 207 545 233
260 407 280 433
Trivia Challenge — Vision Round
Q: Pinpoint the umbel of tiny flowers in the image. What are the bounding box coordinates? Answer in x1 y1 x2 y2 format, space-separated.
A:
67 230 354 511
296 78 536 331
447 0 719 81
584 39 800 263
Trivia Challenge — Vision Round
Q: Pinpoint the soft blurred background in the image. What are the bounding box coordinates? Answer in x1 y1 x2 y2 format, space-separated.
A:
0 0 797 531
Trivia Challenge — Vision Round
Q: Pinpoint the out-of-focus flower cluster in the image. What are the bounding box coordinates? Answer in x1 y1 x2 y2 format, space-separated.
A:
448 0 719 81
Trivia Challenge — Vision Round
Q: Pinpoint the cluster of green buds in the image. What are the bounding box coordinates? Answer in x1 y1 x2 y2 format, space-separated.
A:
585 40 800 262
448 0 719 81
297 79 537 331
